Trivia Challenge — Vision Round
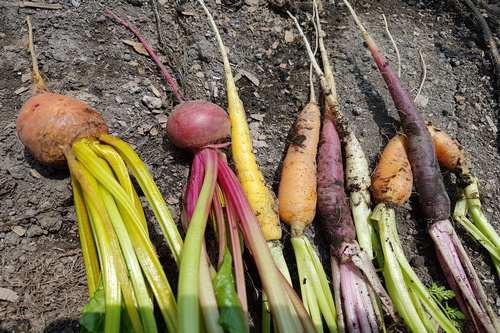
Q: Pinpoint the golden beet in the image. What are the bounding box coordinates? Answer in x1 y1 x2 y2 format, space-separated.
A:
16 93 108 166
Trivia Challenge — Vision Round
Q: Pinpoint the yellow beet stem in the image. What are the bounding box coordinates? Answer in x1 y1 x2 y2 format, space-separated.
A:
71 175 100 296
25 17 47 94
197 0 281 241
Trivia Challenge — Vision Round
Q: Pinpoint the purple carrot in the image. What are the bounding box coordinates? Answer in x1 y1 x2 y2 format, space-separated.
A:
343 1 499 331
317 113 395 332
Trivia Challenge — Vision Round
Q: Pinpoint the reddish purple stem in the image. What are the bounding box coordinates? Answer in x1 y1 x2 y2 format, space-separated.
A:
226 196 248 314
211 187 226 269
106 10 185 103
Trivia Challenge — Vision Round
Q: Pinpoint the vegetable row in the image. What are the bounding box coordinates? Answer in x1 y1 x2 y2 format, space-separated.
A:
16 1 499 332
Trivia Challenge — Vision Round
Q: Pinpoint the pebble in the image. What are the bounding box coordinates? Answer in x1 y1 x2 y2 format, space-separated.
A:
250 113 265 121
352 106 363 116
284 30 295 43
11 226 26 237
454 95 466 104
14 86 29 95
122 81 141 94
166 196 179 205
26 225 45 238
39 214 62 232
0 287 18 303
142 95 163 110
29 169 42 179
253 140 268 148
115 96 124 104
4 232 21 245
414 95 429 108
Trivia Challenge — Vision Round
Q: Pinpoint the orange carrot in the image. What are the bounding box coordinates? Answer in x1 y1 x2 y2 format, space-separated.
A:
371 135 413 206
427 124 469 178
278 102 321 235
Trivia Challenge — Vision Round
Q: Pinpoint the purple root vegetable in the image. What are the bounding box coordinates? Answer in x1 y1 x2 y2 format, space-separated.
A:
343 1 499 331
317 113 395 332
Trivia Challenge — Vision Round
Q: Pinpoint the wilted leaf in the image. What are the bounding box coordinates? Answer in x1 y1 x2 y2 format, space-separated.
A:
122 40 149 56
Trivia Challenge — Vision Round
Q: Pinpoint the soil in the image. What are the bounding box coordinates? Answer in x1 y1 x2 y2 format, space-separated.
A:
0 0 499 332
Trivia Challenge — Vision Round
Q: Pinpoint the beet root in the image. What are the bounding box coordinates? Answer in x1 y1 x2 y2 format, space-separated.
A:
16 93 108 166
166 100 230 150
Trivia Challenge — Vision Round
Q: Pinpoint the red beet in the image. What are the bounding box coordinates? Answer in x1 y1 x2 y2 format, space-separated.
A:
166 100 230 150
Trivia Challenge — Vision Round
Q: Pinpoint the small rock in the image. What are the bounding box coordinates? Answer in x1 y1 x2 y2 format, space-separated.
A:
29 169 42 179
245 0 259 5
166 196 179 205
414 95 429 108
149 127 158 136
115 96 124 104
150 85 161 98
485 115 497 133
26 225 45 238
96 15 106 23
253 140 268 148
142 95 162 110
14 86 29 95
250 113 265 121
352 106 363 116
11 226 26 237
454 95 466 104
196 72 205 79
0 287 18 303
71 0 81 7
410 255 425 267
239 70 260 86
4 232 21 245
122 81 141 94
284 30 295 43
39 214 62 232
21 73 31 83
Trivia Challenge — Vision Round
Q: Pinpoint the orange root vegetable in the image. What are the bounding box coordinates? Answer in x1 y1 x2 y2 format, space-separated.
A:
17 17 183 333
278 101 321 234
371 135 412 206
17 93 108 166
426 124 469 180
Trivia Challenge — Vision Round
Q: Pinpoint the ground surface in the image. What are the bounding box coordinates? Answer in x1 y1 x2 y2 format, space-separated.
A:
0 0 499 332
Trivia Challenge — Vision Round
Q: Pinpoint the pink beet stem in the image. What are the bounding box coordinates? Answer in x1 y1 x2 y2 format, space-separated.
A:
225 197 248 314
211 188 226 269
106 10 185 103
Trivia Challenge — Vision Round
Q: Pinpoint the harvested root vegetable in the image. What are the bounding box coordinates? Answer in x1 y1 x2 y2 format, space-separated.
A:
278 9 337 330
394 124 500 279
343 1 500 331
289 11 395 332
18 17 183 333
109 7 313 333
371 136 459 333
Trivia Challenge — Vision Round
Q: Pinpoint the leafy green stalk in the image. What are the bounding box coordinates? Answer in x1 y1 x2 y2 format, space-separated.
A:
374 204 429 332
371 204 459 333
91 142 148 231
454 180 500 277
199 245 224 333
67 152 122 333
72 140 177 332
178 149 218 333
71 175 100 296
213 249 247 333
291 236 337 332
99 183 157 333
99 134 183 264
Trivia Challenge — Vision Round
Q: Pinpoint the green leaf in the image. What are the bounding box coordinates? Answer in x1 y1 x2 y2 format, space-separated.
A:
429 283 455 302
213 249 247 333
80 282 105 333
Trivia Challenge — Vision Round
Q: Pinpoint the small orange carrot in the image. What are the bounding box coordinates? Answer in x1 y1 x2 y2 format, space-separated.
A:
371 135 413 206
427 124 469 178
278 102 321 235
